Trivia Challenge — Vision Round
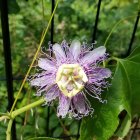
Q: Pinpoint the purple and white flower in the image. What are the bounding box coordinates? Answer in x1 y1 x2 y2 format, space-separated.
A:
30 40 111 119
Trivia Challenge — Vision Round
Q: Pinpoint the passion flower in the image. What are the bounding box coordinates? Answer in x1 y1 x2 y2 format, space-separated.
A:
30 40 111 119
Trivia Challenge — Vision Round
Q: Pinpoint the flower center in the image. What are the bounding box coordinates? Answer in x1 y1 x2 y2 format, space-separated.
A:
56 64 88 98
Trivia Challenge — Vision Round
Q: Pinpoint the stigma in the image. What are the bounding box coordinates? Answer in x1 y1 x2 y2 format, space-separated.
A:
56 64 88 98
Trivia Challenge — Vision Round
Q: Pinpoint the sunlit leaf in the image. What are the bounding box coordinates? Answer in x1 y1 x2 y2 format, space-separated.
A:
27 137 60 140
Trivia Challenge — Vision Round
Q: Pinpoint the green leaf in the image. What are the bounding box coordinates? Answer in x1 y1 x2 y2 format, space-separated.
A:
80 47 140 140
53 127 63 137
49 114 59 129
27 137 60 140
118 47 140 115
115 113 131 138
8 0 20 14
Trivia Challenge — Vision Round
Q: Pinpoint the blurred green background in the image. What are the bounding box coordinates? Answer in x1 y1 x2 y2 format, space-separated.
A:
0 0 140 139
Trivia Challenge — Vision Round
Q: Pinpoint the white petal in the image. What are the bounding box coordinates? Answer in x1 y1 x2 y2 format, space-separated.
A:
94 68 111 79
30 76 54 87
87 68 111 83
45 85 59 102
81 46 106 64
57 94 71 118
53 43 66 61
38 58 56 71
70 40 81 60
99 68 112 78
73 93 88 114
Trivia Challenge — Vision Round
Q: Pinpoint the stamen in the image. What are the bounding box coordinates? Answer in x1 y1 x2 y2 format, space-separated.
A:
56 64 88 98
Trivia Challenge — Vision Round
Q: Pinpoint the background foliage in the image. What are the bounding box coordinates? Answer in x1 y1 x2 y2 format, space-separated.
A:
0 0 140 140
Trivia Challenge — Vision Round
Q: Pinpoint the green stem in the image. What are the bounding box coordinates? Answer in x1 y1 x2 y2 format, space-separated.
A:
104 15 136 47
11 98 45 118
108 56 118 62
6 119 13 140
9 0 60 114
6 98 45 140
104 56 119 67
0 115 9 121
